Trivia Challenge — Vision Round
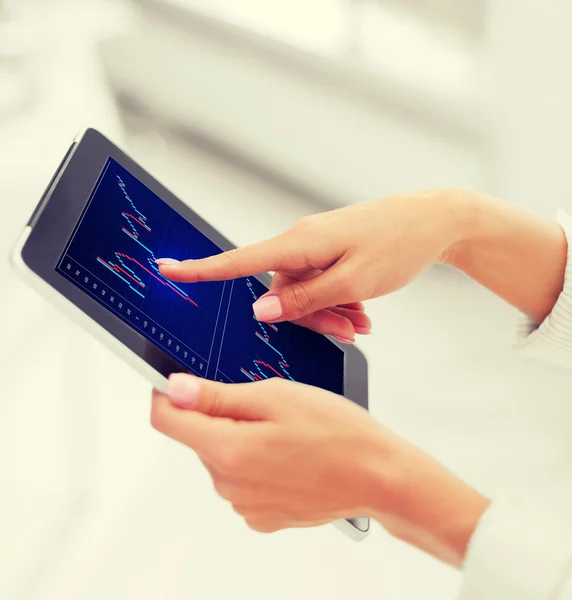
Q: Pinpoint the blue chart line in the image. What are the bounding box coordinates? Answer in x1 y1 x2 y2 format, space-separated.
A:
116 254 144 286
96 256 145 298
255 331 282 354
122 227 154 254
241 277 295 382
95 175 200 307
118 176 146 220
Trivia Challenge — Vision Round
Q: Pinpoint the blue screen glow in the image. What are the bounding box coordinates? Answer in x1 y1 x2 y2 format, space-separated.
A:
56 158 344 393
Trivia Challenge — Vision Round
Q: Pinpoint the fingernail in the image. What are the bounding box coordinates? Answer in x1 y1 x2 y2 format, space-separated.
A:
253 296 283 321
156 258 179 265
333 335 355 344
354 326 371 335
166 373 200 409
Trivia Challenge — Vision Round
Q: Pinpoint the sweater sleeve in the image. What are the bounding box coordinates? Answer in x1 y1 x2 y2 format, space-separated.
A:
458 486 572 600
458 210 572 600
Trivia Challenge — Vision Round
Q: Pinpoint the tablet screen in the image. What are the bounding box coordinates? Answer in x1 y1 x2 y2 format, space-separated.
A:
56 158 344 394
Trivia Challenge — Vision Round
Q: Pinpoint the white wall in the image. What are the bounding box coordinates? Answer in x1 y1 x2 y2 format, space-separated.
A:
484 0 572 216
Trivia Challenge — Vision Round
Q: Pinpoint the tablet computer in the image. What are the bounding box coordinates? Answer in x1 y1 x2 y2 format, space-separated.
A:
11 128 370 540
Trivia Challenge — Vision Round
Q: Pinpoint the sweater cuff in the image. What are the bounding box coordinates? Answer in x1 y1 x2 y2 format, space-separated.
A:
458 486 572 600
516 210 572 369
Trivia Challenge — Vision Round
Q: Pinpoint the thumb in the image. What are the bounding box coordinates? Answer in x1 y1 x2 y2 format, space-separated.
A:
253 263 354 322
166 373 276 421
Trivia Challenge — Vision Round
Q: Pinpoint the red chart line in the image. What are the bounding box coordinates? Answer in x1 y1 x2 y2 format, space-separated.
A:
116 253 199 307
97 257 145 289
114 264 145 288
254 359 285 379
240 368 256 382
122 227 139 240
122 212 151 232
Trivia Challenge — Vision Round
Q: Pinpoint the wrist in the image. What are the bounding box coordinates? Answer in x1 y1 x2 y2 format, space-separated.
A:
434 188 492 271
437 189 567 322
362 435 489 567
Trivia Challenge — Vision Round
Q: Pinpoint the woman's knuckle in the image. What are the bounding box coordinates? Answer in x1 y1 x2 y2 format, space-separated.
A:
231 503 248 516
259 377 287 393
213 479 234 501
246 519 277 534
204 387 224 418
222 249 243 277
292 216 314 233
287 282 312 313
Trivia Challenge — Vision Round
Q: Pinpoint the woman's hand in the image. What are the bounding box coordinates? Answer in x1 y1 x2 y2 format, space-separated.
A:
160 187 567 329
151 374 489 567
158 189 474 342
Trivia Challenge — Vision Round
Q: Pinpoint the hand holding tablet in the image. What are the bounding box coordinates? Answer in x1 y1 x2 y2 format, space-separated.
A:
151 374 383 536
152 372 487 567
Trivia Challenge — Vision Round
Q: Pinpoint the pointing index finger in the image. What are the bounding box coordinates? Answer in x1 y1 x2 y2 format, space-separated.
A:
158 235 288 283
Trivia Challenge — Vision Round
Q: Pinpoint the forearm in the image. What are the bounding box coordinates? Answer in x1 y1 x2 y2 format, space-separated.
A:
364 435 490 568
444 191 568 324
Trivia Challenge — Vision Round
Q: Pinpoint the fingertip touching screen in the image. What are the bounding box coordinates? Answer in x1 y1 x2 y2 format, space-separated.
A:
55 158 344 394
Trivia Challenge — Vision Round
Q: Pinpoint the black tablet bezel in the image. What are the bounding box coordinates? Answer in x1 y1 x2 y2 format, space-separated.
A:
20 128 368 411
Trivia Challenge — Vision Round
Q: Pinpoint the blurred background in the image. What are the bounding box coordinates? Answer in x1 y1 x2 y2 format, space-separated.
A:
2 0 572 598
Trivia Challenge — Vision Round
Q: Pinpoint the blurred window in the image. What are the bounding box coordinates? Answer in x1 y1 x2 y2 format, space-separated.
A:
163 0 350 55
160 0 483 100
